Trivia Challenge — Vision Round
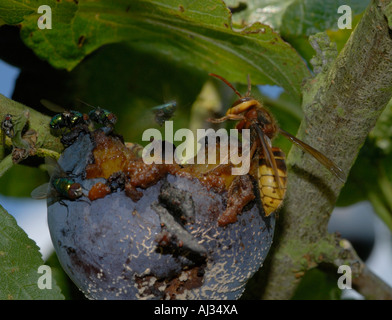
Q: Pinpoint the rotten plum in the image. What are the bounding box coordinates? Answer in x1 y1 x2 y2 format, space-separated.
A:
47 130 275 299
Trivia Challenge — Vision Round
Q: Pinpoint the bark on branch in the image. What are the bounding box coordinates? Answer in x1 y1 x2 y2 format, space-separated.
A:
260 0 392 300
334 239 392 300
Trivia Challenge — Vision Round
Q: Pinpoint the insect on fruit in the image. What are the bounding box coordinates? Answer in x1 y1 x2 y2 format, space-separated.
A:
49 111 87 131
88 107 117 128
41 99 89 132
51 177 83 200
208 73 345 218
75 99 117 131
31 157 83 201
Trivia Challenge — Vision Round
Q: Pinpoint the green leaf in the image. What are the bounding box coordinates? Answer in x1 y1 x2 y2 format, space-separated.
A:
0 164 48 198
336 142 377 208
69 43 206 145
280 0 369 37
0 94 63 154
337 100 392 232
0 0 310 104
226 0 369 35
280 0 369 62
0 94 62 198
0 0 35 24
292 268 341 300
338 147 392 231
337 147 392 231
369 100 392 154
0 204 64 299
384 2 392 29
225 1 369 64
226 0 295 30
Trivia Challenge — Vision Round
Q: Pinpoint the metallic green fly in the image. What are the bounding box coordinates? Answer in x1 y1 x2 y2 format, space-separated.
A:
41 99 89 132
31 157 83 201
152 101 177 126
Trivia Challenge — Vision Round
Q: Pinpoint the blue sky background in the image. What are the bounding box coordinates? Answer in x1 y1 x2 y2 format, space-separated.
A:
0 56 391 297
0 60 20 98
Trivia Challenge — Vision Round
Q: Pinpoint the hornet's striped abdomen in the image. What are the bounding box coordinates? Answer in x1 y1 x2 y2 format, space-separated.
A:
258 147 287 216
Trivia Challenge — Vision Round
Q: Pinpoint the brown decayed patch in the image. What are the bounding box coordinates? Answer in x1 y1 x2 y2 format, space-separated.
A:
217 175 255 227
135 265 205 299
85 131 254 226
88 182 111 201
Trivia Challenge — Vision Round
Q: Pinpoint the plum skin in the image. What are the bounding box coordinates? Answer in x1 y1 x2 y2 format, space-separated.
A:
47 131 275 299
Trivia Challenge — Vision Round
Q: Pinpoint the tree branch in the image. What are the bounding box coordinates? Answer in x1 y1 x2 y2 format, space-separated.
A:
332 239 392 300
0 94 63 176
0 94 63 155
260 0 392 299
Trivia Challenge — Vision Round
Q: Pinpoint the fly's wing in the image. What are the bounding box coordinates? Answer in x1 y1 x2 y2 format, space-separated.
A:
31 183 50 199
31 157 63 199
40 99 65 113
278 128 345 183
76 98 95 109
151 101 177 112
44 156 63 178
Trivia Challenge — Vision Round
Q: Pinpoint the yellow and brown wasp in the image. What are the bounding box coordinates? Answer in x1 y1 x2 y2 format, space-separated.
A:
208 73 345 225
